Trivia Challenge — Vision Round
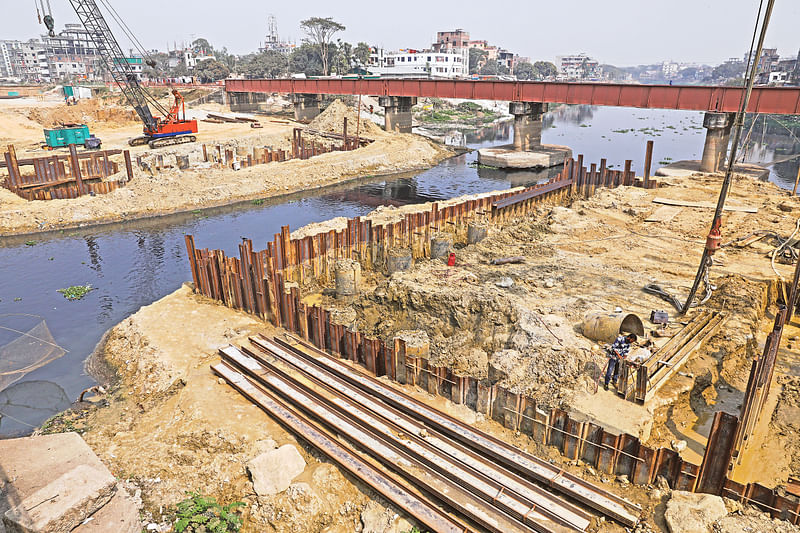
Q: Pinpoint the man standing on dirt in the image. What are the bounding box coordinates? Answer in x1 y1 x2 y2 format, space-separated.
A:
604 333 637 390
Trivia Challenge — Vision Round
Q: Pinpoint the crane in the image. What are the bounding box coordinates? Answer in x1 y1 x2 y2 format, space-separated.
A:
57 1 198 148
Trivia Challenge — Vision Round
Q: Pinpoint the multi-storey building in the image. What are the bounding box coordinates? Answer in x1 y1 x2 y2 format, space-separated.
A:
432 29 470 51
0 40 21 79
556 53 600 79
367 48 467 78
14 41 50 81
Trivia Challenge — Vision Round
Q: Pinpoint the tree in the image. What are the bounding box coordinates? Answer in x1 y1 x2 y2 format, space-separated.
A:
479 60 508 76
243 50 288 78
353 42 371 66
469 48 487 74
533 61 558 78
300 17 345 76
600 64 626 81
677 67 699 81
513 61 538 80
289 43 324 76
193 59 229 82
331 40 352 74
712 62 745 80
191 38 213 55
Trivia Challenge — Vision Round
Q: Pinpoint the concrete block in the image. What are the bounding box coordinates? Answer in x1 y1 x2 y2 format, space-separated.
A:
3 465 116 533
477 144 572 169
73 489 140 533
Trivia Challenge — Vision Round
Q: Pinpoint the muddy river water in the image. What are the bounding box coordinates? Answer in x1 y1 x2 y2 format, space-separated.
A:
0 105 797 436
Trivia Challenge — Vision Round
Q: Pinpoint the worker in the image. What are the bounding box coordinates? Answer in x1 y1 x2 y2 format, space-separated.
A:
604 333 637 390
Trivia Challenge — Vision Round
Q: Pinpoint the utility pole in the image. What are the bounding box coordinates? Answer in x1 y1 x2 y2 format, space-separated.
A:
681 0 776 313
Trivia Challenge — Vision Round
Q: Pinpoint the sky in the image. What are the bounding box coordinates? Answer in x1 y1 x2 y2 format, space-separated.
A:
2 1 799 67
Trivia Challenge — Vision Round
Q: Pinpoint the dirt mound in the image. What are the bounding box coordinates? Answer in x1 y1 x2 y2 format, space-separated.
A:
309 99 385 138
27 99 138 128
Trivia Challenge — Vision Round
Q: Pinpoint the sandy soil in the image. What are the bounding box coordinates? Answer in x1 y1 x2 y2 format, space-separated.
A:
291 171 800 486
48 285 378 533
0 96 452 236
41 277 799 532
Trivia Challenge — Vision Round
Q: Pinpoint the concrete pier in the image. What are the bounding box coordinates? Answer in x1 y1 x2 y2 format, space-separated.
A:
229 91 265 113
379 96 417 133
478 101 571 169
510 101 544 150
699 112 734 173
291 93 322 122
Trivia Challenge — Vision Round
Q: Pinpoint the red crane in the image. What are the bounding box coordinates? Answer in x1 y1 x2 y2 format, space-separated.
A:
62 0 199 148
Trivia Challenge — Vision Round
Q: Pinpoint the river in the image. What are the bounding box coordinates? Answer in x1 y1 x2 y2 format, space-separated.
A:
0 104 797 436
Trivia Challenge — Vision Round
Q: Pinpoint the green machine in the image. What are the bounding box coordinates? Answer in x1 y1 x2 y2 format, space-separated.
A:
43 124 101 149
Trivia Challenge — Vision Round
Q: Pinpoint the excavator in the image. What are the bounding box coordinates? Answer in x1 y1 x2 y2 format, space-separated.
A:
37 0 198 149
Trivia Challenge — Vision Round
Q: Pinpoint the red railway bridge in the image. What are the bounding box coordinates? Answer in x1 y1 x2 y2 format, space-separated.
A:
225 79 800 173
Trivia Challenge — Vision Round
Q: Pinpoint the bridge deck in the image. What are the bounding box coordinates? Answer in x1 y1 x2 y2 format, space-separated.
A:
226 79 800 115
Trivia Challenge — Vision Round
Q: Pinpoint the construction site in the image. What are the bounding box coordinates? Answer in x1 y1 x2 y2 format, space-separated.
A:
1 2 800 533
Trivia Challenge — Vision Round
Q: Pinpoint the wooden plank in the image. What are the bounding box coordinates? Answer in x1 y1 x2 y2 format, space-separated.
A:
652 197 758 213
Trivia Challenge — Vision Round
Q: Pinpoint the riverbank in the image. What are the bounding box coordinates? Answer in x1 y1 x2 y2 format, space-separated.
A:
41 168 800 532
0 99 453 237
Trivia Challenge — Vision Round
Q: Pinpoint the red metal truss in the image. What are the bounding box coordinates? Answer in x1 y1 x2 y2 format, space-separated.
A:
225 79 800 115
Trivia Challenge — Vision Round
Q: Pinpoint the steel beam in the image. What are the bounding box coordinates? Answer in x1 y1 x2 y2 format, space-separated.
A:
226 79 800 115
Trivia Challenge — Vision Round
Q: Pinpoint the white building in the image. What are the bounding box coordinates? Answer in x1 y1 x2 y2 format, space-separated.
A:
661 61 679 79
367 48 467 78
49 55 89 79
769 70 790 84
556 53 600 80
0 40 21 79
15 41 50 81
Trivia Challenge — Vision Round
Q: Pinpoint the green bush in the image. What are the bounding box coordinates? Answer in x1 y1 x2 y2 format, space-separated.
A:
456 101 482 112
174 492 245 533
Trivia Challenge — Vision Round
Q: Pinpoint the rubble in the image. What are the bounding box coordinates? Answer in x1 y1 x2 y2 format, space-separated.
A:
664 491 727 533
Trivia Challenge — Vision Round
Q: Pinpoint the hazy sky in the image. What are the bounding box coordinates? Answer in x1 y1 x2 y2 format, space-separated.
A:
2 1 798 66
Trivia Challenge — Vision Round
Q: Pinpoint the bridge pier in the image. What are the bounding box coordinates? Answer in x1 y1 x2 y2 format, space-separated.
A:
477 101 571 169
379 96 417 133
229 91 264 113
699 112 734 173
510 102 545 150
291 93 321 123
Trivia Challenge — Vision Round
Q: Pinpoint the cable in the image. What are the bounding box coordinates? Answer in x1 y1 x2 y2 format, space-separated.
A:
97 0 151 63
682 0 774 313
0 325 68 353
771 218 800 284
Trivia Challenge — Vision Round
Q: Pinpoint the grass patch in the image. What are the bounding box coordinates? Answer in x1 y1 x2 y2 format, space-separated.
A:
173 492 245 533
25 240 37 246
57 284 94 301
251 199 264 206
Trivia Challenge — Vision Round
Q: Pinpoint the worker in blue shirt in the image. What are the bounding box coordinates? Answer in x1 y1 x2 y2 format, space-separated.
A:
604 333 637 390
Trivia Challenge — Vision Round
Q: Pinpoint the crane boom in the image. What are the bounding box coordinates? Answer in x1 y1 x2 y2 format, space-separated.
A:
64 0 198 148
67 0 160 130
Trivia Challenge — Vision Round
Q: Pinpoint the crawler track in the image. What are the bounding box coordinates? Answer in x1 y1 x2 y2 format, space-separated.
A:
213 334 642 532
